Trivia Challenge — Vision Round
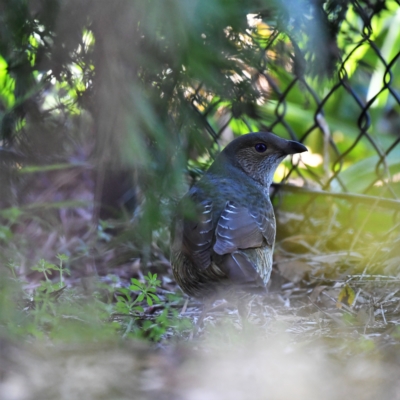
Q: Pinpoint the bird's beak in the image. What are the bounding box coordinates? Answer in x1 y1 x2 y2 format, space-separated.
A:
284 140 308 155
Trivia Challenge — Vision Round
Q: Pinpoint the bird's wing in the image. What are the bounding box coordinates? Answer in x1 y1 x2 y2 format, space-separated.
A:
213 200 275 255
177 198 214 270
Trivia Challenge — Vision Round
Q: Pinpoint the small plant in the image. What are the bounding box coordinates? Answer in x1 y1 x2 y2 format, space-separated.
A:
3 255 191 342
113 272 192 340
143 304 192 341
114 272 161 337
31 254 70 290
25 254 70 337
114 272 162 315
1 253 122 341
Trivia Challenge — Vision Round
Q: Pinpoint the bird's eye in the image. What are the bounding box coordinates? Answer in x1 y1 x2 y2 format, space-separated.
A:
255 143 267 153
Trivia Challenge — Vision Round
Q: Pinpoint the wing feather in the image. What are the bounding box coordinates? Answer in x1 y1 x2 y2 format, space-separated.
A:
213 201 275 255
179 199 214 270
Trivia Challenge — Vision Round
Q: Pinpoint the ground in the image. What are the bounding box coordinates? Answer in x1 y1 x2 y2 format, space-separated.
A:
1 177 400 399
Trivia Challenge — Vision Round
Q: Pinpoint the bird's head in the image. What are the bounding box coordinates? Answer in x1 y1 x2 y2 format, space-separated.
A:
214 132 308 187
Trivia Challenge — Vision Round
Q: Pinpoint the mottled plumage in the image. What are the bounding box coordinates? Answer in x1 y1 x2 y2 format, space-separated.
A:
171 132 307 299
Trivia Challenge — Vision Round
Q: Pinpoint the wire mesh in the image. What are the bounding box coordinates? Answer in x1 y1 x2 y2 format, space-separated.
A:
190 1 400 201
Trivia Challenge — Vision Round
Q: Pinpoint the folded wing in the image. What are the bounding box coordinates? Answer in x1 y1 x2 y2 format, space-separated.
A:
175 198 214 270
213 201 275 255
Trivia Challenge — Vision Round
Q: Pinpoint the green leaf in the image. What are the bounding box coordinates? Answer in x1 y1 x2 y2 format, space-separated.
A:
131 278 143 287
117 288 130 296
137 293 145 302
18 162 88 174
114 302 130 314
57 254 69 262
148 293 161 303
115 296 127 304
331 149 400 193
0 226 12 240
0 207 22 223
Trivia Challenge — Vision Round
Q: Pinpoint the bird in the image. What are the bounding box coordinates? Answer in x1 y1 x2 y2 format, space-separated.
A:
170 131 307 301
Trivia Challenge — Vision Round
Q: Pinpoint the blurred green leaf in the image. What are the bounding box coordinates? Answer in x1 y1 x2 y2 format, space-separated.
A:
332 149 400 193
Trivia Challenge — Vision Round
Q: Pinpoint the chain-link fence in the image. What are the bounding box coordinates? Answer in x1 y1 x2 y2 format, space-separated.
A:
191 1 400 203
